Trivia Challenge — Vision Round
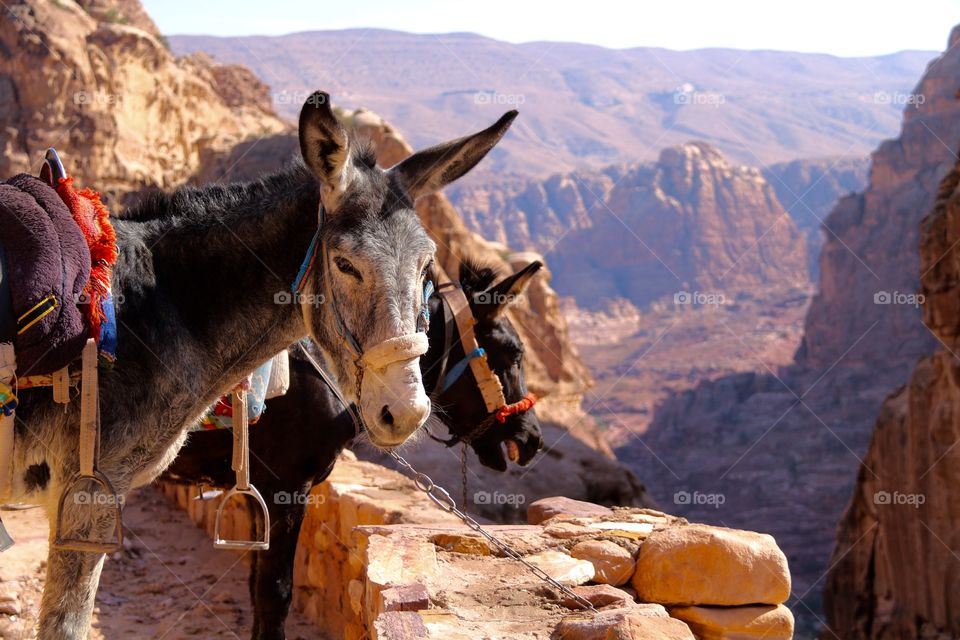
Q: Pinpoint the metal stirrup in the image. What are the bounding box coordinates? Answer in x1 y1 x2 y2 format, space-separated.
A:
214 388 270 551
54 339 123 553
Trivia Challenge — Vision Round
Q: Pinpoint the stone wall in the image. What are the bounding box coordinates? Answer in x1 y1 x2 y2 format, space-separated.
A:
161 455 794 639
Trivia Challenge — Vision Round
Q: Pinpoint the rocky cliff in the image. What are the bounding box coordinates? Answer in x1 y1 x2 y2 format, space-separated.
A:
618 30 954 636
449 156 868 282
762 157 869 277
821 130 960 639
0 0 287 205
546 143 809 309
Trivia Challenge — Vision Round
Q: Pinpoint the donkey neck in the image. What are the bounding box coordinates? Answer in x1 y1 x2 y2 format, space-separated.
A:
112 166 321 403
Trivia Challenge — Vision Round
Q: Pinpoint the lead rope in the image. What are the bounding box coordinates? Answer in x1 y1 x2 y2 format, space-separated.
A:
388 450 598 613
461 442 468 516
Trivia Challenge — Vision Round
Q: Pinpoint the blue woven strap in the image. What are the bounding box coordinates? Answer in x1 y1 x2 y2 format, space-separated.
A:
440 347 485 392
97 292 117 366
291 225 322 294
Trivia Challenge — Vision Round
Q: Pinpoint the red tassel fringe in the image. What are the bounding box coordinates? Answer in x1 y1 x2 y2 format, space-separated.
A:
55 177 118 339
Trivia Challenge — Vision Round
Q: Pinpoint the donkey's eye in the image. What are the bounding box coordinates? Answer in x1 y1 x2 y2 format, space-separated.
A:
421 260 434 281
334 256 362 281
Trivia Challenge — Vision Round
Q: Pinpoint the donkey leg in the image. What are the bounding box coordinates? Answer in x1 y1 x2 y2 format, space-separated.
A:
251 497 308 640
37 546 106 640
36 470 127 640
249 511 262 639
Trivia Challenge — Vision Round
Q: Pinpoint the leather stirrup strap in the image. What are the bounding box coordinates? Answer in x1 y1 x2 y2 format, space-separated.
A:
231 389 250 491
78 339 98 477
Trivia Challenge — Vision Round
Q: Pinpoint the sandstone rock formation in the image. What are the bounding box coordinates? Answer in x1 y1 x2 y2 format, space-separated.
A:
821 119 960 639
160 459 795 640
548 143 809 309
619 26 958 634
762 157 869 277
0 0 287 206
450 155 868 282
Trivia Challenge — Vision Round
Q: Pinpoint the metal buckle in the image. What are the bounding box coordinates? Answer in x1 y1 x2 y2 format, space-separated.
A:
213 485 270 551
53 470 123 553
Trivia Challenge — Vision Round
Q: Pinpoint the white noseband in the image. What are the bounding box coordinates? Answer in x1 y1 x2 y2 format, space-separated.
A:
361 332 428 371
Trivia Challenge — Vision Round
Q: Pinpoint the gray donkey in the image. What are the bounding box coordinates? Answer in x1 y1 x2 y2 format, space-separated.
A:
5 91 517 639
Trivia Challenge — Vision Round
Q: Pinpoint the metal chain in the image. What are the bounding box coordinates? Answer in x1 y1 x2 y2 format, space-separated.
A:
389 450 598 613
460 442 468 516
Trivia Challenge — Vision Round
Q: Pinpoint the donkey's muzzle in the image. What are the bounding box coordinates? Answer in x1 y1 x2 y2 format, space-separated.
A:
359 333 431 446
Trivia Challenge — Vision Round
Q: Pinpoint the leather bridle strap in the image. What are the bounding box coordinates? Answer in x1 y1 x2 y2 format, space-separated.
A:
436 284 505 413
297 341 362 439
431 281 459 395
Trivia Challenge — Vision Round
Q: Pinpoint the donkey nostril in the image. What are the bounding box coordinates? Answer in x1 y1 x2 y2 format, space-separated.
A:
380 405 394 426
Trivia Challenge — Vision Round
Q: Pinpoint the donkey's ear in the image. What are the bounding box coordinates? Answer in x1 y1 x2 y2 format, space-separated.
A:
390 110 518 201
299 91 353 211
475 260 542 320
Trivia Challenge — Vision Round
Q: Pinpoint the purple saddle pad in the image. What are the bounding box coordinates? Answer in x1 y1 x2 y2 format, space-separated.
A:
0 174 91 376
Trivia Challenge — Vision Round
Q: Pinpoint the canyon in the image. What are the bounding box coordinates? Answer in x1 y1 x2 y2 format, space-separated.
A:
618 25 959 636
1 1 957 638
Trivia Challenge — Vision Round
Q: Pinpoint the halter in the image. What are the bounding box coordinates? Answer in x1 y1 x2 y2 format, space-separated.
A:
291 202 432 435
429 281 537 447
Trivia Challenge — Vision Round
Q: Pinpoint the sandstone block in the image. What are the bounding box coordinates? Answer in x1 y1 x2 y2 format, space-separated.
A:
526 550 595 585
559 584 632 609
570 540 636 586
669 604 795 639
381 583 430 613
529 497 613 524
553 603 696 640
631 524 790 606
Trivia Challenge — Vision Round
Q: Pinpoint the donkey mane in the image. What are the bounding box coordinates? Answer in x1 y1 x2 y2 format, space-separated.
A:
116 160 318 223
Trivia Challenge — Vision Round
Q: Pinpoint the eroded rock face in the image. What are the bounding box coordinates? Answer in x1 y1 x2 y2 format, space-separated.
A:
619 30 954 631
546 143 809 309
822 107 960 639
451 143 811 310
762 156 869 277
0 0 286 206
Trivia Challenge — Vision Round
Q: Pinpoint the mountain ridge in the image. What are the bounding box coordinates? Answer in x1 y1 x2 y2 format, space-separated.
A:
169 29 935 177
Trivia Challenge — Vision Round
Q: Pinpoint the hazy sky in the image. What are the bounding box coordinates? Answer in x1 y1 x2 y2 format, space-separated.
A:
141 0 954 56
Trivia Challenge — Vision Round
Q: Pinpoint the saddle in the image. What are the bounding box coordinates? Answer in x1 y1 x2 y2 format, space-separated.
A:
0 149 117 376
0 173 91 375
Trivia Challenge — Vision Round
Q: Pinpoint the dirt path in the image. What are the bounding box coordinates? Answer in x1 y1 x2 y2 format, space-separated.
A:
0 487 321 639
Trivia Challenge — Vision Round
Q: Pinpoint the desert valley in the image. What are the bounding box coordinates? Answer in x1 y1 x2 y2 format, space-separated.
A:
0 1 958 638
